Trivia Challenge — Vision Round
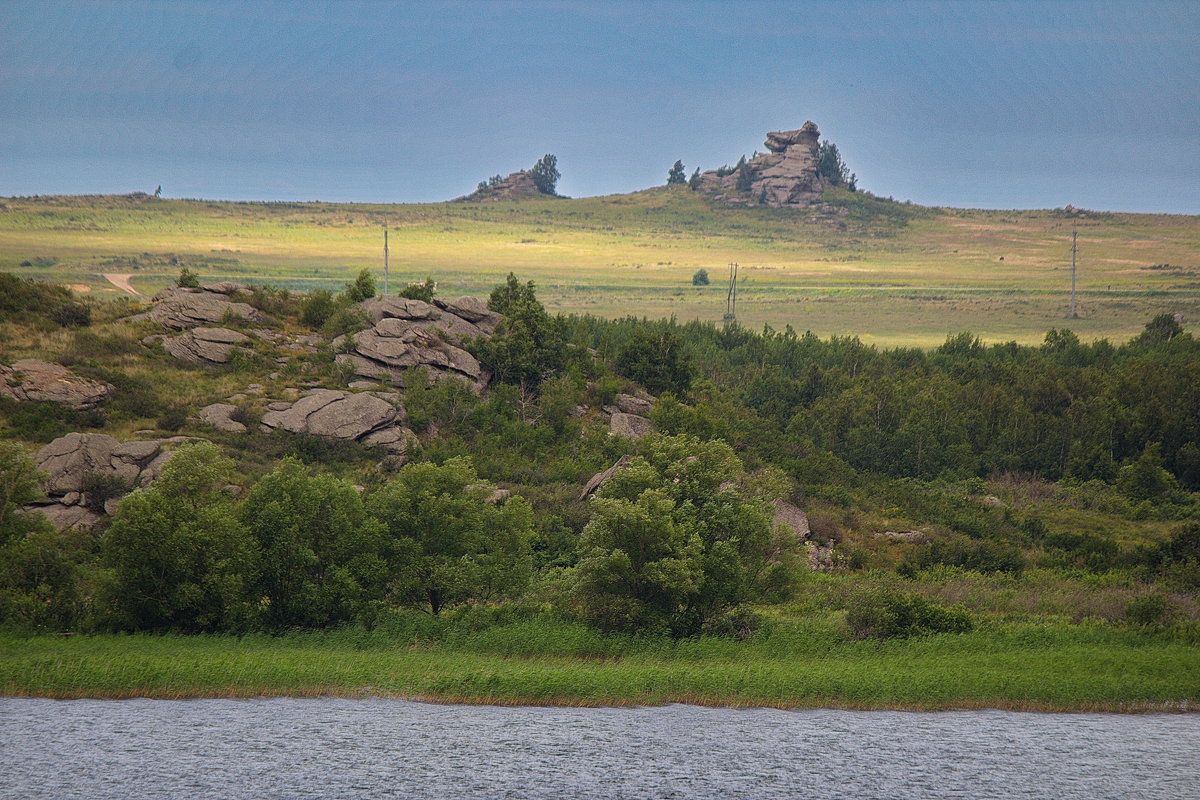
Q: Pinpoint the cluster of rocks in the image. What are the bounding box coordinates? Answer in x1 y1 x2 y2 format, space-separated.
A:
27 432 188 530
570 390 655 441
156 327 252 364
697 122 828 208
128 283 261 330
333 295 499 393
0 359 112 410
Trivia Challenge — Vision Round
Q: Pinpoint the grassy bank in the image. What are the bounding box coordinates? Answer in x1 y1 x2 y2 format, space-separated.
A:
3 619 1196 712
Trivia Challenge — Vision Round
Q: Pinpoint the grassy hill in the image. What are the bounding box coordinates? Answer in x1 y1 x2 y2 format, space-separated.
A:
1 189 1196 346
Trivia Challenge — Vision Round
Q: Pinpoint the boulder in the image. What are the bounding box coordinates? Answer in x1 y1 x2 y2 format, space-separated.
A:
359 296 441 324
580 454 633 499
29 502 104 532
130 286 262 330
772 499 811 542
609 412 652 440
260 389 399 442
0 359 113 410
615 392 654 416
698 121 828 208
197 403 247 433
435 296 501 334
163 327 252 364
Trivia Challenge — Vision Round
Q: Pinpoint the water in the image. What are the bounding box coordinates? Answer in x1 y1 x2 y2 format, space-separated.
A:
2 699 1197 799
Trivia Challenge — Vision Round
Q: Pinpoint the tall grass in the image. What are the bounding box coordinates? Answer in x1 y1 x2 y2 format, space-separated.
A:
2 615 1196 711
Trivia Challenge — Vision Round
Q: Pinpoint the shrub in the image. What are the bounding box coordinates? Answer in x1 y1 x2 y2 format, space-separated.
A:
344 268 376 303
691 269 709 286
1125 593 1176 627
321 306 369 338
49 302 91 328
301 290 336 328
846 589 973 639
176 268 200 288
80 472 130 513
398 278 436 302
156 406 188 432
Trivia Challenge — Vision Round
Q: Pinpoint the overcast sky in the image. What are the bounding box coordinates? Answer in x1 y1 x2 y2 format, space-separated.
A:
2 1 1197 211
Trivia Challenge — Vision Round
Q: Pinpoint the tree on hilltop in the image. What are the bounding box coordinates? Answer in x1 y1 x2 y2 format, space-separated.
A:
530 154 560 195
817 139 857 191
667 160 686 185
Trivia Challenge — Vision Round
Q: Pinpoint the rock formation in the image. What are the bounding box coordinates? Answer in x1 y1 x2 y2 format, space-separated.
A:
458 171 544 202
698 121 828 207
334 296 492 392
27 433 192 530
259 389 414 454
0 359 113 410
609 412 652 440
128 284 262 330
161 327 253 364
197 403 247 433
772 499 811 542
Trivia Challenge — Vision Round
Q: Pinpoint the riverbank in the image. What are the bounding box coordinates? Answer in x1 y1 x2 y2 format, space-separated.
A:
3 621 1196 712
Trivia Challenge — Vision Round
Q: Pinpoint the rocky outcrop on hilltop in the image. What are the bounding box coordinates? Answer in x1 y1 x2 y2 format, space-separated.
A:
459 170 543 202
27 432 193 530
334 296 493 392
129 283 262 330
0 359 113 410
698 121 828 207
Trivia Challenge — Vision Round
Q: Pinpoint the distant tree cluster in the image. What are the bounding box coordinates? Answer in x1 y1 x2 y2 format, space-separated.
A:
667 160 687 185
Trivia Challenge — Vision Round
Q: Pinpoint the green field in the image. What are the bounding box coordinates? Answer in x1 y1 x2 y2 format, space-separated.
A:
2 190 1197 346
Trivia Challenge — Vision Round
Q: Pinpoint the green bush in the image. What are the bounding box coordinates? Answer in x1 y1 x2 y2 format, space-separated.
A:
1125 593 1176 627
176 268 200 288
846 589 973 639
301 290 336 328
692 269 709 286
398 277 436 302
344 268 376 303
80 472 130 513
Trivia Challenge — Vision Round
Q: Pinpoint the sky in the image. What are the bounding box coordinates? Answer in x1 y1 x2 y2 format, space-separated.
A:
2 1 1197 212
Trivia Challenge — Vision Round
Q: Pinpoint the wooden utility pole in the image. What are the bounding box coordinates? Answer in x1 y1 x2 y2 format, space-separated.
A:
1068 224 1078 318
383 228 389 296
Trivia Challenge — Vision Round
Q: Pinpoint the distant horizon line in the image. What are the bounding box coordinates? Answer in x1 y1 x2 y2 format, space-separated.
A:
3 189 1196 217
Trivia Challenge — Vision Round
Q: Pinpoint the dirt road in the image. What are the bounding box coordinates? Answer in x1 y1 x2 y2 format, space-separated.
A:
103 273 143 297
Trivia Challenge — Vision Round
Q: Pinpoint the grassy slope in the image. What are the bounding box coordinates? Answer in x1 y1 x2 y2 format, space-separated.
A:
2 624 1195 711
2 190 1197 346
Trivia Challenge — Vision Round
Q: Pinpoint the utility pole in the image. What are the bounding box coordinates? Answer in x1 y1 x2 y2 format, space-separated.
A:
1068 223 1078 318
383 228 389 296
723 262 738 324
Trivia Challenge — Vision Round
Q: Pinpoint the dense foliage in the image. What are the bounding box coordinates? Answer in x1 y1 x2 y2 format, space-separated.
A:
1 271 1197 645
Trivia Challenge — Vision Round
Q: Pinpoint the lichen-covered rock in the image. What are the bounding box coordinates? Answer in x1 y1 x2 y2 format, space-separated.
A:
615 392 654 416
28 432 187 529
698 121 828 207
336 320 486 392
0 359 113 410
772 499 811 542
609 412 652 440
163 327 252 364
435 296 501 335
197 403 247 433
129 286 262 330
260 389 399 441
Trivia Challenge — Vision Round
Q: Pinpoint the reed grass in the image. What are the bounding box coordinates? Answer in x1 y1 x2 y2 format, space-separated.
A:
3 618 1195 712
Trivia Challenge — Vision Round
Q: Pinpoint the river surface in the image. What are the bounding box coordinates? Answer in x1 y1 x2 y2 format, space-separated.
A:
1 699 1197 799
